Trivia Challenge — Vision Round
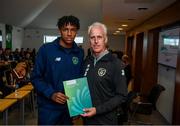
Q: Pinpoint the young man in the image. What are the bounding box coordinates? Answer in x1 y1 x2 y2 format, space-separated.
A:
31 15 84 125
82 22 127 125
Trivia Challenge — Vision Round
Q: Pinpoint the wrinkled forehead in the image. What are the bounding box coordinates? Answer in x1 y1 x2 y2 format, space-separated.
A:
89 26 105 36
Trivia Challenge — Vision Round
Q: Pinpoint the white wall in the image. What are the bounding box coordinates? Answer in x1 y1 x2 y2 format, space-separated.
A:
12 26 24 51
23 28 125 56
0 23 24 51
156 27 179 124
0 23 126 55
157 65 175 124
23 28 59 51
0 23 6 48
158 28 179 68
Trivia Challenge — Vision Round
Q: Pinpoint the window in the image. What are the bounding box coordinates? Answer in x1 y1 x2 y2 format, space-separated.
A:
44 35 84 44
0 35 2 41
0 30 2 42
74 36 83 43
44 35 58 43
163 37 179 46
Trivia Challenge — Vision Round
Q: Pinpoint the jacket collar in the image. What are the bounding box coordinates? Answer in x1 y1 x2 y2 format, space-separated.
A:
89 51 114 63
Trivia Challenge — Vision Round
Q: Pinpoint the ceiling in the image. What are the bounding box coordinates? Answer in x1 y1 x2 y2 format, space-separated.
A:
0 0 177 35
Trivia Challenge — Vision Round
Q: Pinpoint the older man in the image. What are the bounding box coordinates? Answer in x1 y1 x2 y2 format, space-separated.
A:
82 22 127 125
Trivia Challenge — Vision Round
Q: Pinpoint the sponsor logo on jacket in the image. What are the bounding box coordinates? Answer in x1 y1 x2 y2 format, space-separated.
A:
55 57 61 61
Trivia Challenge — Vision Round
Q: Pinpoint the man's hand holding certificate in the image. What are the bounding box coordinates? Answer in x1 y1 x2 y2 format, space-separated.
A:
63 77 92 117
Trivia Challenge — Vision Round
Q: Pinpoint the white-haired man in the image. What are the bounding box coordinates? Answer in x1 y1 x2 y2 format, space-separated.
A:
81 22 127 125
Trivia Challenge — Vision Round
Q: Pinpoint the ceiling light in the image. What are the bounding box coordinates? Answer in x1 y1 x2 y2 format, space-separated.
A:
115 31 120 33
122 24 128 27
118 28 123 30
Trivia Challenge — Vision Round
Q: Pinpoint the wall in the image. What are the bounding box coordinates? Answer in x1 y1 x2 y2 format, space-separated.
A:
12 26 24 51
1 23 125 56
0 23 24 51
23 28 125 56
126 1 180 124
156 27 179 123
158 28 179 68
108 35 125 52
23 28 59 51
157 65 176 123
0 23 6 48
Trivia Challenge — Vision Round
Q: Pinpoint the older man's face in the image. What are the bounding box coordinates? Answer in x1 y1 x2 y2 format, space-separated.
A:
89 26 107 56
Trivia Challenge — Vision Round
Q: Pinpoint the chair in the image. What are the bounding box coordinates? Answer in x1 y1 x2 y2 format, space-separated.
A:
129 84 165 124
0 91 3 98
117 91 137 124
0 69 15 97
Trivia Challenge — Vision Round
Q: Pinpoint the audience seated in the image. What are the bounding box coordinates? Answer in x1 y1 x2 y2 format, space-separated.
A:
0 60 30 97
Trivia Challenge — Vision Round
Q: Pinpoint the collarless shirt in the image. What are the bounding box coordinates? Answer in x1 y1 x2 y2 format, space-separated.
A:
93 50 109 66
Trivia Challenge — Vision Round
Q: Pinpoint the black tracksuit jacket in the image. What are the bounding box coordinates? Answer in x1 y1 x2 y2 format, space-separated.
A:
83 52 127 125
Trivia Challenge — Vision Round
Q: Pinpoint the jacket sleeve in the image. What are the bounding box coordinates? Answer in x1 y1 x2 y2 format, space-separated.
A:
96 59 127 115
30 45 55 99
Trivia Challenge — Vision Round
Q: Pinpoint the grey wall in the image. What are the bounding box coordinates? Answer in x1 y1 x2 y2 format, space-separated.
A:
108 35 125 52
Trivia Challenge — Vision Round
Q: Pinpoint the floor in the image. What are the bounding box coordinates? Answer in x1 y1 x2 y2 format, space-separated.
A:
126 110 169 125
0 102 169 125
0 90 169 125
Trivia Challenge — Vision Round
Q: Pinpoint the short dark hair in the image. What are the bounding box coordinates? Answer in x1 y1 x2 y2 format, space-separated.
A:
57 15 80 30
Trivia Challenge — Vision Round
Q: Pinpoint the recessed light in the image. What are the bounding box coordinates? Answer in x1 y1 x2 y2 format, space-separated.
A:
122 24 128 27
118 28 123 30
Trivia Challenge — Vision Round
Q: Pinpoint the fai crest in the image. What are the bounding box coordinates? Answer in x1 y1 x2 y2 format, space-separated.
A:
98 68 106 76
72 57 79 65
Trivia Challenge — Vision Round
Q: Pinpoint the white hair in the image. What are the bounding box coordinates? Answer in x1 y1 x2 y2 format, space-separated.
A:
88 22 108 43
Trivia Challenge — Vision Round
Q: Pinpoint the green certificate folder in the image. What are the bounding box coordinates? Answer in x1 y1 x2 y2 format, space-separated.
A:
63 77 92 117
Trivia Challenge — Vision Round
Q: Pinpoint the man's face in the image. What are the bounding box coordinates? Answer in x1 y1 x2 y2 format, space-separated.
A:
15 62 27 77
59 23 77 46
89 26 107 55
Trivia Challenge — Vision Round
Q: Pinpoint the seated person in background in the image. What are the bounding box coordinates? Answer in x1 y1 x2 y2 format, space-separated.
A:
0 91 3 98
1 61 29 97
12 61 30 85
24 52 34 70
14 61 27 78
0 48 4 61
122 54 132 86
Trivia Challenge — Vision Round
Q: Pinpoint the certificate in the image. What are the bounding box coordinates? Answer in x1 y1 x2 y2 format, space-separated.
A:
63 77 92 117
